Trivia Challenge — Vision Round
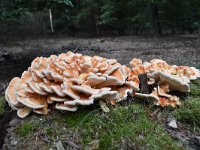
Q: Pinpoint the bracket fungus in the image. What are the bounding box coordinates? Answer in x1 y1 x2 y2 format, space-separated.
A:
5 52 200 118
130 58 200 108
5 51 138 118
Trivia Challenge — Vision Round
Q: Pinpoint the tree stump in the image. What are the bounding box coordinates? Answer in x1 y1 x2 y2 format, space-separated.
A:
138 74 149 94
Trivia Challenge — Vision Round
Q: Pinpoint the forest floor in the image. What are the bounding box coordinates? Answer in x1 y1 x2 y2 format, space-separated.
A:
0 35 200 150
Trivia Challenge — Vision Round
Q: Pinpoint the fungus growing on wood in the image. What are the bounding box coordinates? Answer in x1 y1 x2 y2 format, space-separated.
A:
148 71 190 92
5 51 138 118
129 58 200 108
5 53 200 118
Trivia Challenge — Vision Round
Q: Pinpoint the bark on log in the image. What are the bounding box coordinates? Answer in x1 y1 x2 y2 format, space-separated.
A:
138 74 149 94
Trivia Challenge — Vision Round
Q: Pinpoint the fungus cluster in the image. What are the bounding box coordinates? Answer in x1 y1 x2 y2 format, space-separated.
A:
5 52 200 118
130 58 200 107
5 51 139 118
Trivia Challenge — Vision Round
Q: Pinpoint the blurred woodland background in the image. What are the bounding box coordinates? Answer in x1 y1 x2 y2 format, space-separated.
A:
0 0 200 43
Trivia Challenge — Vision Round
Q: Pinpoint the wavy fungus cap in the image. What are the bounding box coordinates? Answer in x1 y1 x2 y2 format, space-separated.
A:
5 51 138 118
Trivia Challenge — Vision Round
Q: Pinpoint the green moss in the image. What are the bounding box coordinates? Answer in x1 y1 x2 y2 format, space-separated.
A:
65 104 181 149
174 97 200 127
64 110 90 127
190 80 200 96
16 122 33 136
46 128 53 136
0 97 6 115
173 80 200 132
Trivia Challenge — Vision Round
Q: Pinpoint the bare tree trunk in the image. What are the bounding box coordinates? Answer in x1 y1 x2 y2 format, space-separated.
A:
49 9 54 33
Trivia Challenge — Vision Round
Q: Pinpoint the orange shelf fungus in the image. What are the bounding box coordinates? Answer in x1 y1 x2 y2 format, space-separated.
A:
5 53 200 118
129 58 200 108
6 51 138 118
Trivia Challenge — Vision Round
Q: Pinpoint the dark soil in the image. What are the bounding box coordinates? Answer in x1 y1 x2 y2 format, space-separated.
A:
166 125 200 150
0 104 15 149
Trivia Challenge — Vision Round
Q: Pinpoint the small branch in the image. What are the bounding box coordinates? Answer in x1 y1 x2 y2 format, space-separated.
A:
150 108 161 117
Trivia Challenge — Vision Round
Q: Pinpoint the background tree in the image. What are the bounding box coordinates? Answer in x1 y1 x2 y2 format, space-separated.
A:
1 0 200 41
